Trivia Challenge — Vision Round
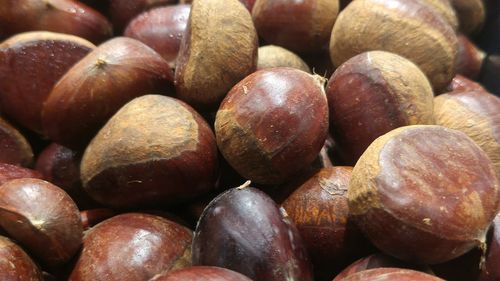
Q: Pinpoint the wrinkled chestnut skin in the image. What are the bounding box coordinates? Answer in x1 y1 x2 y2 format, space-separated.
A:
0 0 112 44
0 116 34 167
215 68 328 185
0 235 44 281
478 214 500 281
69 213 193 281
455 34 485 80
0 163 43 186
0 32 95 134
110 0 176 32
333 253 434 281
0 178 83 267
349 125 500 264
80 209 115 230
192 186 313 281
124 5 190 68
445 75 487 94
339 268 443 281
151 266 252 281
281 167 375 280
42 37 174 149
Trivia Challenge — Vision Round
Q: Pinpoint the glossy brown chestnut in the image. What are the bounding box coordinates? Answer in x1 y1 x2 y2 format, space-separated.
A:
330 0 458 91
215 67 329 185
326 51 434 165
0 163 43 186
0 117 34 167
69 213 192 281
0 178 83 267
478 214 500 281
450 0 486 35
455 34 486 80
434 91 500 177
150 266 252 281
257 45 310 73
80 209 116 230
124 5 190 68
445 75 487 94
80 95 219 209
0 31 95 133
0 0 112 44
339 268 443 281
0 235 43 281
175 0 257 110
192 185 313 281
281 167 375 279
42 37 174 149
349 125 500 264
109 0 176 32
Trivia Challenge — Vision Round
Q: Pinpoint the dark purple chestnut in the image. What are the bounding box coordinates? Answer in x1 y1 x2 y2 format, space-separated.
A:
69 213 192 281
445 74 487 94
150 266 252 281
215 67 328 185
455 34 486 80
0 178 83 267
0 163 43 186
0 116 34 167
349 125 500 264
0 235 43 281
80 95 218 209
124 5 190 68
192 185 313 281
478 214 500 281
109 0 176 33
0 31 95 133
42 37 174 149
0 0 112 44
338 268 443 281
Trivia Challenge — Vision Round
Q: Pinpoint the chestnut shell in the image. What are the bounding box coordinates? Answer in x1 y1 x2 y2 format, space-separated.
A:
150 266 252 281
0 235 43 281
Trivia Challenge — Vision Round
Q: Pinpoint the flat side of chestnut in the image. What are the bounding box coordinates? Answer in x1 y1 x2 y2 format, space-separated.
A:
349 125 500 264
0 178 83 267
0 31 95 133
0 117 34 167
80 95 218 208
42 37 174 149
175 0 258 110
151 266 252 281
0 236 43 281
340 268 444 281
0 163 43 186
330 0 458 91
257 45 311 73
69 213 193 281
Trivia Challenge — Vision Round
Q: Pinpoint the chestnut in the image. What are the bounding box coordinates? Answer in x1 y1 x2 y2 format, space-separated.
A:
455 34 486 80
433 91 500 177
0 116 34 167
175 0 258 110
450 0 486 35
42 37 174 149
0 31 95 134
338 268 443 281
109 0 176 33
478 214 500 281
80 209 116 230
80 95 218 209
329 0 458 91
69 213 193 281
124 5 190 68
0 0 112 44
349 125 500 264
417 0 458 31
180 0 255 12
445 74 487 94
326 51 434 165
0 163 43 186
257 45 310 73
192 185 313 281
215 67 329 185
0 235 43 281
0 178 83 267
150 266 252 281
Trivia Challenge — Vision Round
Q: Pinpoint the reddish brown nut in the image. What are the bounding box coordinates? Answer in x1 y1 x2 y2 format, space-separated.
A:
252 0 339 54
0 117 34 167
257 45 310 73
339 268 443 281
150 266 252 281
0 178 83 267
450 0 486 35
110 0 176 32
80 95 218 209
478 214 500 281
455 34 486 80
0 163 43 186
0 32 95 134
42 37 174 149
434 91 500 177
215 67 329 185
124 5 190 68
349 125 500 264
80 209 116 230
69 213 192 281
445 74 487 94
192 185 313 281
0 235 44 281
175 0 257 110
326 51 434 165
0 0 112 44
330 0 458 91
281 167 375 279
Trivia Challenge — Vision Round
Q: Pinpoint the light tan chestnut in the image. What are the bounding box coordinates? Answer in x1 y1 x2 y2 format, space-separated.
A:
257 45 310 73
175 0 258 110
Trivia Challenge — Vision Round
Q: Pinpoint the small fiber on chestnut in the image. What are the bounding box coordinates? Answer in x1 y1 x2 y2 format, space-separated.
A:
257 45 310 73
0 235 43 281
150 266 252 281
0 116 34 167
